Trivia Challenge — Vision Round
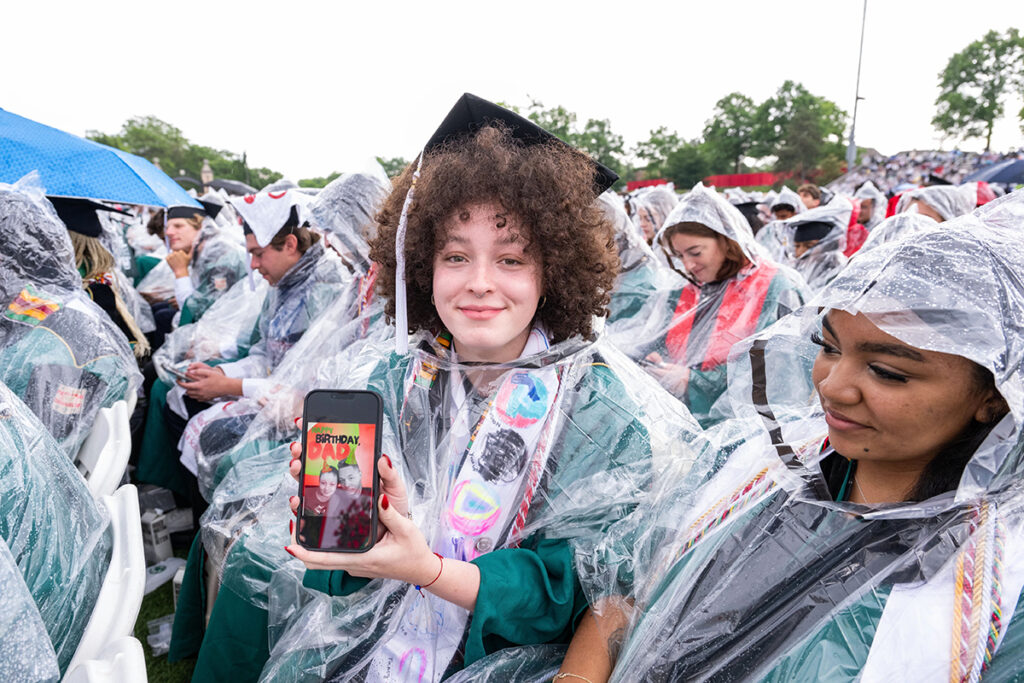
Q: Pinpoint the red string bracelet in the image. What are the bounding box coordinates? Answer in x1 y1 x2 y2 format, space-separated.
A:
415 553 444 594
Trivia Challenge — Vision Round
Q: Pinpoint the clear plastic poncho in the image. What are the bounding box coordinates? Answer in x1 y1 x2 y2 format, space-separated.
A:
855 208 939 257
598 192 683 327
853 180 887 230
0 178 141 456
311 167 391 277
781 196 852 293
0 381 112 675
898 184 977 222
181 217 249 322
255 331 701 682
153 273 270 387
627 186 678 241
608 182 807 425
0 537 59 683
576 189 1024 682
186 172 392 495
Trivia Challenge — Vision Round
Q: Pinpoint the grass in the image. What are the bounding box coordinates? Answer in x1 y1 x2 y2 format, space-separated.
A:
133 547 196 683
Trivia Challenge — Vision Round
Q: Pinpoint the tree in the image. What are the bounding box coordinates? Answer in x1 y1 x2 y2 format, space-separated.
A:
750 81 846 163
702 93 757 174
662 141 711 188
932 28 1024 149
632 126 683 179
87 116 282 189
298 172 342 188
375 156 409 179
525 101 628 188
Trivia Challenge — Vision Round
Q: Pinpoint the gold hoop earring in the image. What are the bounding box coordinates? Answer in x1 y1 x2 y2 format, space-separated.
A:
431 294 435 305
538 296 547 309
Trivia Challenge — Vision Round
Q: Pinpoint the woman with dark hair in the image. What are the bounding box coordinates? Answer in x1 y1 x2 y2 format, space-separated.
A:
612 182 807 425
180 95 698 683
547 191 1024 683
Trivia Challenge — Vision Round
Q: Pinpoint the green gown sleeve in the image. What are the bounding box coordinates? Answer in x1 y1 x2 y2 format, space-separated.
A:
466 537 584 666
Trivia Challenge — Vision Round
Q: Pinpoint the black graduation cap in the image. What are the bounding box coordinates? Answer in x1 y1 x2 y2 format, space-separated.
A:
423 93 618 195
167 205 208 220
48 197 131 238
792 220 833 243
926 173 952 186
198 197 224 220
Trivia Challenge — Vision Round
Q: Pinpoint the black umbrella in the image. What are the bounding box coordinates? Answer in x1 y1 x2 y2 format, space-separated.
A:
963 159 1024 185
209 178 257 195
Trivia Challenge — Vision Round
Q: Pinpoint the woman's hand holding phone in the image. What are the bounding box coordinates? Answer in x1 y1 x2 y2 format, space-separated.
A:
286 444 437 584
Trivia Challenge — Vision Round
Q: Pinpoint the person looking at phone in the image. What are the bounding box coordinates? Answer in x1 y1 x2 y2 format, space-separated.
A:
216 95 700 683
614 182 806 426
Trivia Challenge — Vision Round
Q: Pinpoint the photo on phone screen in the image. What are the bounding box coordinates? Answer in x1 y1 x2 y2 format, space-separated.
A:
297 390 381 552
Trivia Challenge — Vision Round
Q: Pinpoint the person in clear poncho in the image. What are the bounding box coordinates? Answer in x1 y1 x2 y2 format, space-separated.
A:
755 186 806 262
626 185 677 243
0 178 141 456
609 182 807 426
545 190 1024 683
894 184 976 222
599 191 683 326
136 189 348 499
182 169 393 496
853 179 887 231
0 537 60 683
0 380 113 676
781 195 852 293
183 96 699 683
171 205 249 326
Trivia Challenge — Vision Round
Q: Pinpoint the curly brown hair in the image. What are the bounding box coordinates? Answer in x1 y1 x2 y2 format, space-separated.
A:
369 124 619 343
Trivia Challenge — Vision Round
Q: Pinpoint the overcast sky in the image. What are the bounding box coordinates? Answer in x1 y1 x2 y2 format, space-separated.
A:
4 0 1021 180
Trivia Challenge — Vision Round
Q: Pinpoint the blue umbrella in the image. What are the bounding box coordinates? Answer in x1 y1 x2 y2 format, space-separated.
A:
963 158 1024 185
0 107 201 208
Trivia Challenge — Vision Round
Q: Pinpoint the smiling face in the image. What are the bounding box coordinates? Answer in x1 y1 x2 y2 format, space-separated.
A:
165 217 201 251
811 310 999 479
668 232 727 284
318 469 339 498
432 203 543 364
338 465 361 492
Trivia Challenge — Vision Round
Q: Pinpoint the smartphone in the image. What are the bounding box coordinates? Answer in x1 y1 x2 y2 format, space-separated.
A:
164 362 191 382
297 389 382 552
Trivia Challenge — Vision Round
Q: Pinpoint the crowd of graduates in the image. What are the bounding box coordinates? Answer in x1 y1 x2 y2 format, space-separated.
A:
3 93 1024 682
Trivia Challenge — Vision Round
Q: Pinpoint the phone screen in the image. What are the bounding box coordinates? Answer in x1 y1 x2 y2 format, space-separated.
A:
298 415 378 551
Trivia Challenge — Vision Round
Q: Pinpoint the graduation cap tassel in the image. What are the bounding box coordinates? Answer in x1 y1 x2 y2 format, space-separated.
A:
394 152 424 355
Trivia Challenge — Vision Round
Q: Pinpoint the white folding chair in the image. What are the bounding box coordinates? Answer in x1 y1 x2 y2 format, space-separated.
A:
75 401 131 498
63 636 147 683
65 485 145 675
124 385 138 416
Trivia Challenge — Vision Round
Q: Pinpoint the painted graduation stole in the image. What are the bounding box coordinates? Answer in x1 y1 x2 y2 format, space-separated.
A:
368 328 563 682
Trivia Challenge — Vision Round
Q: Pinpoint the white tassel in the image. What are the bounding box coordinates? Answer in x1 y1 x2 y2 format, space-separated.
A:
394 152 424 354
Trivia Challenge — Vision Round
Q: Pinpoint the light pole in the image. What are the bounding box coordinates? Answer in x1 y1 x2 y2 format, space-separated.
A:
846 0 868 170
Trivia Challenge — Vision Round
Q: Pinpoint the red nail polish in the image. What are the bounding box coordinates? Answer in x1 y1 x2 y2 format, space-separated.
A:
383 454 392 469
381 494 389 510
293 417 301 427
284 546 296 558
289 520 294 535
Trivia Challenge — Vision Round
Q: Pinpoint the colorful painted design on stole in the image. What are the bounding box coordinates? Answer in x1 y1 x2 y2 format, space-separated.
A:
4 285 61 326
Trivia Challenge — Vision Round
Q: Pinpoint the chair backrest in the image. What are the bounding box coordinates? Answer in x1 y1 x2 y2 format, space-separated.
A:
124 385 138 416
62 636 147 683
65 485 145 675
75 401 131 498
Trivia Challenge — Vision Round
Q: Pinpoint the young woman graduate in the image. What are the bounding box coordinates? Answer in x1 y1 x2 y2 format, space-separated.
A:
608 182 807 426
550 190 1024 683
224 94 701 683
0 178 141 456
